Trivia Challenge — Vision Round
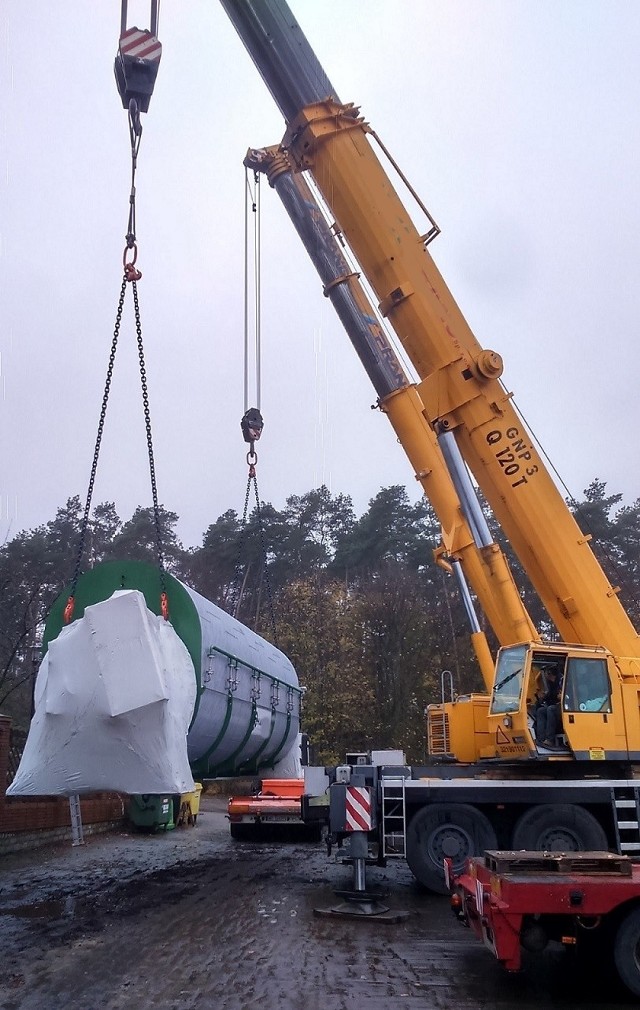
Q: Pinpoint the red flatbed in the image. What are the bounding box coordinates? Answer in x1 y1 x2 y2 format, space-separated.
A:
451 850 640 998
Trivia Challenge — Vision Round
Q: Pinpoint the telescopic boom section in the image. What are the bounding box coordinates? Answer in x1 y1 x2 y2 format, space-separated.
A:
219 0 338 122
244 146 537 675
223 0 640 674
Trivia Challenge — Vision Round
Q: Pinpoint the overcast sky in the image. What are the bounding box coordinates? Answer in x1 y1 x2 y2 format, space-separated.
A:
1 1 638 549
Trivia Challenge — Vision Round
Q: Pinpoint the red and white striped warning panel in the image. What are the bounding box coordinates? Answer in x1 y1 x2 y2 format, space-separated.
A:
345 785 373 831
119 27 162 62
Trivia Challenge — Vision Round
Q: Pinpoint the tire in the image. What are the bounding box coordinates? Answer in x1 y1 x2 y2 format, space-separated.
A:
614 906 640 998
512 804 608 851
306 823 322 843
405 803 497 895
230 823 255 841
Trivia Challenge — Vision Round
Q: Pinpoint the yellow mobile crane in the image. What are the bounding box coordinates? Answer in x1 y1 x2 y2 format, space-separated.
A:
243 144 538 762
222 0 640 892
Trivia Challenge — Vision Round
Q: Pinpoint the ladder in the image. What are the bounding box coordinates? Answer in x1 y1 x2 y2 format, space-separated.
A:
381 776 407 858
612 785 640 857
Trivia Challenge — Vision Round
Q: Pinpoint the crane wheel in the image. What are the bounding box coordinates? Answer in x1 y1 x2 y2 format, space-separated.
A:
614 906 640 998
405 803 497 894
511 804 608 851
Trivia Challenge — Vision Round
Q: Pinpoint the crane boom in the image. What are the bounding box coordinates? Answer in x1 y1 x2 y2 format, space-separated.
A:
244 146 538 681
222 0 640 895
222 0 639 678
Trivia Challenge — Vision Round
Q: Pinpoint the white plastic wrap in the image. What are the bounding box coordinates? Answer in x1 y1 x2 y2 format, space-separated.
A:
270 735 303 779
8 590 196 797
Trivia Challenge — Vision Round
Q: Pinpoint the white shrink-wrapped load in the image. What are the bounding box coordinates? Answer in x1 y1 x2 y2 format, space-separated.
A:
8 560 302 796
8 590 196 796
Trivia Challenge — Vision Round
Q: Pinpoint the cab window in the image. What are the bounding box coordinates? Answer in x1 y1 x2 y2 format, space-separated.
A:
491 645 526 714
563 657 611 713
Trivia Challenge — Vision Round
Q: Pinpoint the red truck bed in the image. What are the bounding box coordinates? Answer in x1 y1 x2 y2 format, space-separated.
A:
451 850 640 997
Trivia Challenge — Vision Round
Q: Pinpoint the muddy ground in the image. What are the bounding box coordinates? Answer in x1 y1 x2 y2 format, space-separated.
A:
0 795 635 1010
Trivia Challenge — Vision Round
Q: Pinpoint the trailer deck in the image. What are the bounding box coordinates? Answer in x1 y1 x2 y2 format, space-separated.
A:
451 849 640 998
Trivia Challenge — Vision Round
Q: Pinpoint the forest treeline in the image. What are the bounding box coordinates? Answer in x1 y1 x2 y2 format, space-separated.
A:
2 480 639 763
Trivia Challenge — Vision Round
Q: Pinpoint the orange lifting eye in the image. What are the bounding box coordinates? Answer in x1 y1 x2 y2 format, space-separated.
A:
63 596 75 624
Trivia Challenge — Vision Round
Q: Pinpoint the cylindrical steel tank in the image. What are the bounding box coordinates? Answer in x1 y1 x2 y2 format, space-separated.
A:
44 560 302 778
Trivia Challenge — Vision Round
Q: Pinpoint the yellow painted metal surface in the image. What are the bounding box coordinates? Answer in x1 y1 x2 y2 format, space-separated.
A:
284 99 640 684
428 696 491 763
249 142 538 676
384 385 537 671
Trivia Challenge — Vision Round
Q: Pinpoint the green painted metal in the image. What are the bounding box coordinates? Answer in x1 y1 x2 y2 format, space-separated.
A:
43 560 203 723
45 560 200 673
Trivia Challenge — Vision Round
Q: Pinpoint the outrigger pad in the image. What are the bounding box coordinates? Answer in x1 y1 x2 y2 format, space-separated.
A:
8 590 196 797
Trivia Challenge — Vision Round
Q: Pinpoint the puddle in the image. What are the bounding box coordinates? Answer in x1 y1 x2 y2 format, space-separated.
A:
0 896 76 920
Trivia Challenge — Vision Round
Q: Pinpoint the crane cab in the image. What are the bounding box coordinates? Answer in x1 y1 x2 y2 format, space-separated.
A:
488 642 628 761
426 641 631 764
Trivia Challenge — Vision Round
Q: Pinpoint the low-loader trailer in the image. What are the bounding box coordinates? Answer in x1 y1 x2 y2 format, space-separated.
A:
450 849 640 999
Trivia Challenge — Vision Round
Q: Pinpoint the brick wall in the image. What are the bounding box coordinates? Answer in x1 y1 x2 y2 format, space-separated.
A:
1 715 125 853
0 820 123 857
1 794 125 832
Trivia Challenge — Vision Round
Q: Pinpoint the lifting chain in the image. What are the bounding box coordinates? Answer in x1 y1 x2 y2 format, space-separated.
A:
63 88 166 624
233 449 278 648
131 273 168 617
64 281 126 625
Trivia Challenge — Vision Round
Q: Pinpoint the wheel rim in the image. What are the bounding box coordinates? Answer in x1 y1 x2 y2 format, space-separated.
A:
535 825 582 850
424 822 474 872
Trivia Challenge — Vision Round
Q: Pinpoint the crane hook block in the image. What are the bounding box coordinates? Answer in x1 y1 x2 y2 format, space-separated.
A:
114 27 162 114
241 408 264 445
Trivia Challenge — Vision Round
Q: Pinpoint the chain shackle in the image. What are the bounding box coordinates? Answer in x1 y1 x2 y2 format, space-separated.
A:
124 263 142 282
123 243 142 282
246 450 258 479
